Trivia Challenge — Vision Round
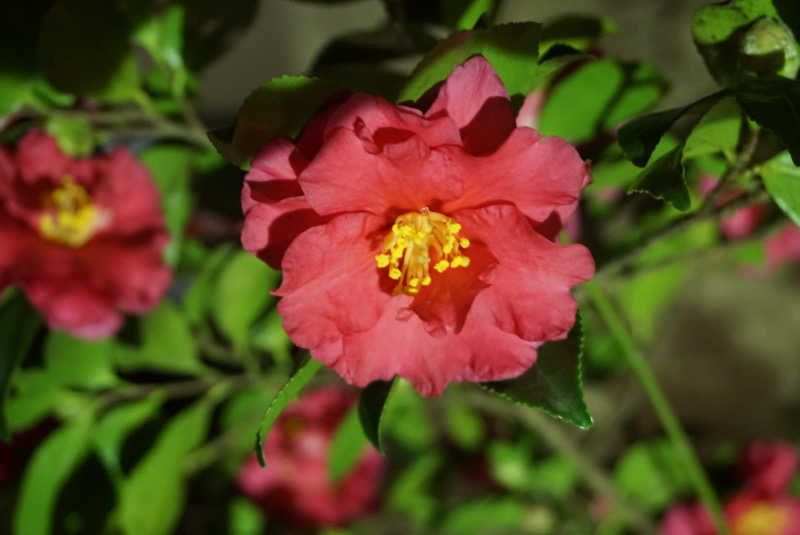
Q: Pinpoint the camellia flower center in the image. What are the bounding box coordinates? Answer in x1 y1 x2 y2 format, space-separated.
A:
39 177 106 248
375 208 470 296
733 502 789 535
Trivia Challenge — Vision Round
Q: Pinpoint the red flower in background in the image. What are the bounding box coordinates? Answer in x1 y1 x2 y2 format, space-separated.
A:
698 176 766 240
765 224 800 268
238 388 384 527
241 56 594 397
0 130 171 339
661 442 800 535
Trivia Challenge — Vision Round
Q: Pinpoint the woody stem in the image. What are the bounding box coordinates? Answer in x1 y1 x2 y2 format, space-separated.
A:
584 280 731 535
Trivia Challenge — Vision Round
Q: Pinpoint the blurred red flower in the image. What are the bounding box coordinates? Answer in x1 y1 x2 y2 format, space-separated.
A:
241 56 594 397
698 176 766 240
661 442 800 535
0 130 171 339
765 224 800 268
237 388 384 527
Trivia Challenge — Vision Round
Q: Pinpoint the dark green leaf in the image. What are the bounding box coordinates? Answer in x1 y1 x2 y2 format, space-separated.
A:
399 22 542 103
619 93 722 167
358 379 396 452
604 62 669 128
213 251 280 349
328 405 368 483
590 137 678 190
387 453 442 525
211 76 346 168
683 96 742 159
443 398 485 451
762 151 800 225
628 144 691 211
38 0 139 99
229 498 265 535
692 0 798 84
251 311 293 369
0 292 41 439
5 371 63 433
775 0 800 43
484 315 592 429
181 0 259 71
14 418 93 535
43 332 117 390
117 398 214 535
736 75 800 165
255 358 324 467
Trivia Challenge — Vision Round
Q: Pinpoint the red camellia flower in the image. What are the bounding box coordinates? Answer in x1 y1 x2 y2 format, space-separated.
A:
0 130 171 339
698 176 766 240
237 388 384 527
661 442 800 535
241 57 594 396
766 224 800 268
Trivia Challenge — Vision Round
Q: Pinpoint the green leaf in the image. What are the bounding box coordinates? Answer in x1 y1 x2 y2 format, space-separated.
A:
628 144 691 211
184 244 233 324
692 0 798 84
439 498 527 535
539 59 624 142
44 115 94 157
590 137 678 190
529 456 579 499
380 379 435 452
93 393 164 483
736 75 800 165
14 418 94 535
114 302 203 374
399 22 542 103
117 399 214 535
5 371 63 433
388 453 442 526
484 315 592 429
328 405 368 483
140 145 196 265
229 498 265 535
358 379 396 452
614 439 691 512
211 76 345 168
684 96 742 159
488 439 534 491
604 62 668 128
251 311 294 369
762 151 800 225
619 92 724 167
38 0 139 99
443 397 485 451
43 331 118 390
254 358 324 467
0 292 41 439
213 251 280 349
134 5 188 96
443 0 494 30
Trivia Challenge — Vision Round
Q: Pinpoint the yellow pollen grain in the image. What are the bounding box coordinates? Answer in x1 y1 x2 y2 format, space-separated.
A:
375 254 390 268
375 209 472 296
38 177 105 248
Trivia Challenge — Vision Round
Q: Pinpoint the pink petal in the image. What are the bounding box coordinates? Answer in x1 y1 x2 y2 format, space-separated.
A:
427 56 515 155
241 194 326 270
766 224 800 267
442 128 591 225
516 90 546 130
15 130 70 184
299 128 463 217
457 204 594 342
274 212 393 356
92 148 166 236
325 93 462 150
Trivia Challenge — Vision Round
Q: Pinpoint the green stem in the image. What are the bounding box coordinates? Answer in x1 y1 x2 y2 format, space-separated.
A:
584 280 730 535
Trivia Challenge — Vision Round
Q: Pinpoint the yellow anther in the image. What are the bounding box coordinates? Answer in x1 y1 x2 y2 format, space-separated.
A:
376 209 471 295
38 177 107 247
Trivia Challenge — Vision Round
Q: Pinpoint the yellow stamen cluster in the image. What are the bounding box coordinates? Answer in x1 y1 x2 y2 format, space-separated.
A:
734 502 789 535
38 178 104 247
374 208 470 296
